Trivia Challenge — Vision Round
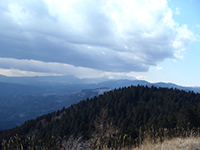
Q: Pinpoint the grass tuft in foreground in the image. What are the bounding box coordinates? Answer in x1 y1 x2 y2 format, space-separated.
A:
133 137 200 150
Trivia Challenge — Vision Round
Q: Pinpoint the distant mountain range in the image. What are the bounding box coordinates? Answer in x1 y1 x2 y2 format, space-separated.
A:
0 74 200 92
0 75 200 130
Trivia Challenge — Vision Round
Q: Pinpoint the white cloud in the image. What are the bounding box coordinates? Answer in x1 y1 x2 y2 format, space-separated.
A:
0 58 104 78
0 0 196 77
156 66 163 70
0 68 60 77
136 75 147 80
173 24 196 59
0 57 137 79
103 72 136 80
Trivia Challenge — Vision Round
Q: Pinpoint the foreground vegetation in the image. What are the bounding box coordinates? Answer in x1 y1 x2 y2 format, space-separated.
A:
2 127 200 149
133 137 200 150
1 85 200 149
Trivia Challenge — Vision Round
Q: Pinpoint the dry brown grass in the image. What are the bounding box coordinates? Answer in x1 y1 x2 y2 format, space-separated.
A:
132 137 200 150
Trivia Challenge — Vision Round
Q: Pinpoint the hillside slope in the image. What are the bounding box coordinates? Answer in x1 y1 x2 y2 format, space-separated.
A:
1 85 200 149
1 78 200 130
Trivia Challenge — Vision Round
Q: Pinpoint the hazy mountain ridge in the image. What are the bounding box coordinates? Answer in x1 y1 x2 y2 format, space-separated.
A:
0 75 199 92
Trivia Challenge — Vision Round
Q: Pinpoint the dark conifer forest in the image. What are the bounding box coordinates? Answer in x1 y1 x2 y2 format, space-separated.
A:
1 85 200 149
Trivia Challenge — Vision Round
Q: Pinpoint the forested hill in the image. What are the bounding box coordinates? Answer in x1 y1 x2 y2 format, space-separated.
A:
1 85 200 149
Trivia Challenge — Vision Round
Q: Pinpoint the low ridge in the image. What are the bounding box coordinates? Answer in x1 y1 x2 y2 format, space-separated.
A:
1 85 200 149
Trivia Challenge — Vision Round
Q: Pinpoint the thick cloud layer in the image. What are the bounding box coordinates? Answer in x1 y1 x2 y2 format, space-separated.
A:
0 0 196 76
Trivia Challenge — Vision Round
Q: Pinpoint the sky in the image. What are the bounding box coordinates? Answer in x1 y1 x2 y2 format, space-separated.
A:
0 0 199 86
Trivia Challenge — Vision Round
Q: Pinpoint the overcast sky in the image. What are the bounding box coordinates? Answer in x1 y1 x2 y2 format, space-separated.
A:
0 0 199 86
